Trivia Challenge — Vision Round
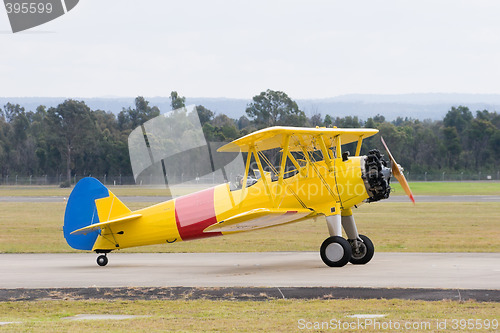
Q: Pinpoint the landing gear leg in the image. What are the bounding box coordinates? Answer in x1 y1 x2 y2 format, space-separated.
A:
96 254 108 266
342 211 374 265
320 214 351 267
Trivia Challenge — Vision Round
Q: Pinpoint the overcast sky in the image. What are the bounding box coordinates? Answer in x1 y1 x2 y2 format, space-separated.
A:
2 0 500 99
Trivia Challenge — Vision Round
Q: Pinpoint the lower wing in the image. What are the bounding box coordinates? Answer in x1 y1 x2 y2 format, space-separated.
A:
204 208 314 233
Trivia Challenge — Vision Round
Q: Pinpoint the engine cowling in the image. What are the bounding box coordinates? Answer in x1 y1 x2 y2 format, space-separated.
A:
361 149 391 202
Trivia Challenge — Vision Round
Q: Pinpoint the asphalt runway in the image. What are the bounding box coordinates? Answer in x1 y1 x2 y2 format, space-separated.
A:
1 252 499 290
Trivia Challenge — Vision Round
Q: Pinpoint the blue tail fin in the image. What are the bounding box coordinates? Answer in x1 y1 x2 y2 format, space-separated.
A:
63 177 110 250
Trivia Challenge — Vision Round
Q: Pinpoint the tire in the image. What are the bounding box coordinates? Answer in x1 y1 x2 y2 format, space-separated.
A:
97 255 108 266
320 236 352 267
349 234 374 265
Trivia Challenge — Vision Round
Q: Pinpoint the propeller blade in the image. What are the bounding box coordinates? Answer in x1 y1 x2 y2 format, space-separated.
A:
380 137 415 204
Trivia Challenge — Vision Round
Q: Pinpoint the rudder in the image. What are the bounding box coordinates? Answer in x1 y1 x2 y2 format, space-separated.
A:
63 177 112 250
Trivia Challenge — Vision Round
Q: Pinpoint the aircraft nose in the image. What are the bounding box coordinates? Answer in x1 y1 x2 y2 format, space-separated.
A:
362 149 391 203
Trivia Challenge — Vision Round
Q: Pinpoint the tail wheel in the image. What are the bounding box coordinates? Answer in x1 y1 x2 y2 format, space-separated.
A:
97 254 108 267
349 234 374 265
320 236 352 267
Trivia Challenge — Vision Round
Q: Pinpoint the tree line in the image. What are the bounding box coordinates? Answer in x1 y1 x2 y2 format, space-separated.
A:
1 90 499 186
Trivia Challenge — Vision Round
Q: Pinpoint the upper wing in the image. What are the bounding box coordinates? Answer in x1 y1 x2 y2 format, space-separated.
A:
204 208 314 233
217 126 378 153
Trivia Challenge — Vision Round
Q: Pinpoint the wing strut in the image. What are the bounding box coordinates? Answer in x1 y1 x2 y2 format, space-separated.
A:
355 135 364 156
276 135 290 203
249 145 274 206
297 135 338 200
239 145 253 202
286 151 306 177
256 147 307 209
317 135 333 172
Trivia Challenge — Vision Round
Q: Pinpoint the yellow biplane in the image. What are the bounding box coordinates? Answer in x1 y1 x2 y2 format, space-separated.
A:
64 125 414 267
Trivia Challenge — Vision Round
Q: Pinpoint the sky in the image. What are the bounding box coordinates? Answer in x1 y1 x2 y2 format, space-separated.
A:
1 0 500 99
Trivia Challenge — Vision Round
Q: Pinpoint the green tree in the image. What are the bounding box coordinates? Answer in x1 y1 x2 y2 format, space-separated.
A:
490 130 500 159
443 106 473 134
202 123 224 142
246 89 305 127
469 115 496 169
170 91 186 110
2 103 25 123
1 96 499 182
118 96 160 131
1 104 39 176
324 114 333 127
211 114 239 141
196 105 214 125
237 115 250 130
309 113 323 127
442 127 461 169
334 116 360 128
46 100 95 185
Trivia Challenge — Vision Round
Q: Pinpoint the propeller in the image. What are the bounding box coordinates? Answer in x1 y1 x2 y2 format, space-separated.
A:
380 137 415 204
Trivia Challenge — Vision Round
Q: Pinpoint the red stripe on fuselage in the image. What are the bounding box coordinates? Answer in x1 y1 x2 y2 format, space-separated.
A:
175 187 222 241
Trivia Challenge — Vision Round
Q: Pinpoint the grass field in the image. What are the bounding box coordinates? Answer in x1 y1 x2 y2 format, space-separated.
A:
0 201 499 253
0 299 498 332
0 186 168 197
391 181 500 196
0 181 498 197
0 181 498 252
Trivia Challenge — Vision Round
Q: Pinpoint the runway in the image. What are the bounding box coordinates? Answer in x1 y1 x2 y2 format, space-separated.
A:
1 252 499 290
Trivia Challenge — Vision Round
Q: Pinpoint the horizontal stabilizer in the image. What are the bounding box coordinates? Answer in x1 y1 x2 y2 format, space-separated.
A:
70 214 142 235
204 208 313 233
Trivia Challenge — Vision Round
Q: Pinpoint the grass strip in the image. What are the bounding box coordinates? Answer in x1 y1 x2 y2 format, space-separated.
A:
0 202 499 253
0 181 498 197
0 299 498 332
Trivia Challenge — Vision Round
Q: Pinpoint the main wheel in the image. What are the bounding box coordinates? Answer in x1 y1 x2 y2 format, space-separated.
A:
349 234 374 265
320 236 352 267
97 255 108 267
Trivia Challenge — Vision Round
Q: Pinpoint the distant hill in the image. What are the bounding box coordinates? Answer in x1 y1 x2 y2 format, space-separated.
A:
297 94 500 120
1 93 500 121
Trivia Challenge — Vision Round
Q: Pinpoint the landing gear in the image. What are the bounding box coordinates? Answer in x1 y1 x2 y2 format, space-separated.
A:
349 234 374 265
96 254 108 266
320 236 352 267
321 210 375 267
